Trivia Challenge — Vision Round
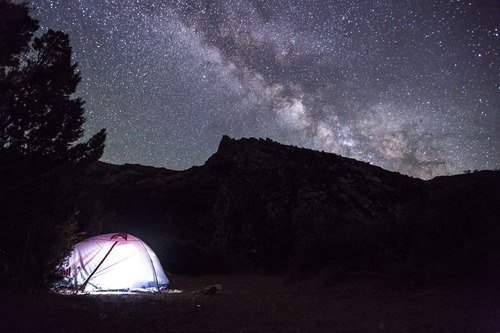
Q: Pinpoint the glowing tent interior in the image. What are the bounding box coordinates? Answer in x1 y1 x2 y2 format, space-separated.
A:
60 233 169 292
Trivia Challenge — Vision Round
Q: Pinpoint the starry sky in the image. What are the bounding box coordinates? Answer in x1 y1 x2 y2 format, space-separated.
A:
25 0 499 179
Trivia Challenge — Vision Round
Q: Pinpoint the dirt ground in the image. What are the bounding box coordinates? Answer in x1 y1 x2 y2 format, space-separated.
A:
0 273 499 332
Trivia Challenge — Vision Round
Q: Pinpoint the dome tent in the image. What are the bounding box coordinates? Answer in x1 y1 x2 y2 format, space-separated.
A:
60 233 169 292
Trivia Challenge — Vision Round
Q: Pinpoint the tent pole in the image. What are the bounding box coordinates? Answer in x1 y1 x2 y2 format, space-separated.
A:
139 241 159 291
80 241 118 292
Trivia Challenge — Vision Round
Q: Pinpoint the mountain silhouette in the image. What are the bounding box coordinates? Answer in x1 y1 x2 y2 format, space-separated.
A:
78 136 500 284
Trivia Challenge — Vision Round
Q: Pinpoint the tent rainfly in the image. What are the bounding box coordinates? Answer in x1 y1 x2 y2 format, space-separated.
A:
60 233 169 292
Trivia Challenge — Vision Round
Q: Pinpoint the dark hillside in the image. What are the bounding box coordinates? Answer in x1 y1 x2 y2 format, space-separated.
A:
78 136 500 284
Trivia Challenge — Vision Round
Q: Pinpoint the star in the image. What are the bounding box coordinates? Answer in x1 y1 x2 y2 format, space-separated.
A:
26 0 500 179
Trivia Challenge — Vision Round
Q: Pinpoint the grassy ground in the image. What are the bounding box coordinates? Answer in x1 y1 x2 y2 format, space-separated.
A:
1 274 499 332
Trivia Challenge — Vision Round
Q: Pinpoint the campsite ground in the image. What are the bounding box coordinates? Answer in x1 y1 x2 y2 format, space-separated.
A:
1 273 499 332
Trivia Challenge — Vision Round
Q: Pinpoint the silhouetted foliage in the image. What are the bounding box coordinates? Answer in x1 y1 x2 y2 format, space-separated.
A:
0 1 39 68
0 0 106 289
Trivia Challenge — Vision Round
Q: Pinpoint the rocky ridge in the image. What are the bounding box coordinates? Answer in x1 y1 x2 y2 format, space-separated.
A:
78 136 500 283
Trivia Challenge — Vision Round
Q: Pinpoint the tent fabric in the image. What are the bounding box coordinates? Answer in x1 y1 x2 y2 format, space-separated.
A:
60 233 169 292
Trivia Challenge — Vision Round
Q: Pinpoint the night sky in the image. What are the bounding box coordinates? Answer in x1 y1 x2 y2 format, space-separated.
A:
26 0 499 179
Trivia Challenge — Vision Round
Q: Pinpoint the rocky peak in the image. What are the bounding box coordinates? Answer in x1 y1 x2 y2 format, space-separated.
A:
79 136 500 280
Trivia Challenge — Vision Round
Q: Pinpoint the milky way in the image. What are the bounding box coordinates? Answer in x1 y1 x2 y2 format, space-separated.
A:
26 0 499 179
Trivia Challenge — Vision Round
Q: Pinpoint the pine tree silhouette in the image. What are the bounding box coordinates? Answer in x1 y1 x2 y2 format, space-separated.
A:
0 0 106 288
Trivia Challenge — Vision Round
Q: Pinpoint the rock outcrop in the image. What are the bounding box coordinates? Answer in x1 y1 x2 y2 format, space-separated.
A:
78 136 500 282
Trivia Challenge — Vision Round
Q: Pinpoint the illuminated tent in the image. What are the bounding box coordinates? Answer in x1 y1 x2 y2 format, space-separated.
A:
60 233 169 292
